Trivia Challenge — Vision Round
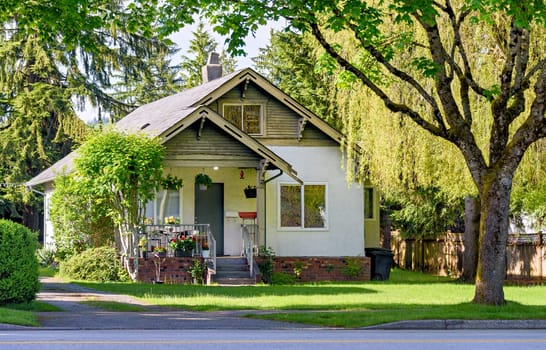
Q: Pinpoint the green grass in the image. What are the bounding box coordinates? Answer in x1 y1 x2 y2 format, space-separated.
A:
39 266 58 277
0 306 38 327
0 300 62 327
80 300 146 312
73 269 546 327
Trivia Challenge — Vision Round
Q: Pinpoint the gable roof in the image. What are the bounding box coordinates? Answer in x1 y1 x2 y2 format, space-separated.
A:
115 68 345 144
27 67 345 187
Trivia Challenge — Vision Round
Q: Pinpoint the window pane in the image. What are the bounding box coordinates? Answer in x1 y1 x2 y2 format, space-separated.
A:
243 105 261 134
280 185 301 227
304 185 326 228
364 188 374 219
145 190 180 224
224 105 242 128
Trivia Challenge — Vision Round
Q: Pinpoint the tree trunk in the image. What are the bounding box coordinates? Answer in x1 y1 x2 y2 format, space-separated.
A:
461 195 480 282
473 174 512 305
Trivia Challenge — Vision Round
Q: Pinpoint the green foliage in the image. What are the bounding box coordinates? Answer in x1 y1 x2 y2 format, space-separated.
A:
179 22 236 88
161 174 184 191
253 30 341 129
188 259 208 285
271 272 296 285
50 174 115 260
73 129 165 279
0 220 39 305
386 186 465 238
59 246 129 282
342 258 364 279
257 245 275 284
195 173 213 188
36 247 56 268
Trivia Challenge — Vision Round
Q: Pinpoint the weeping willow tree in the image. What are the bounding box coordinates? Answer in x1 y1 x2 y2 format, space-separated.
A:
0 1 175 227
170 0 546 304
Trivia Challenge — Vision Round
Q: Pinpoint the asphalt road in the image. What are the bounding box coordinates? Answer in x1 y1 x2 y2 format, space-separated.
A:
1 329 546 350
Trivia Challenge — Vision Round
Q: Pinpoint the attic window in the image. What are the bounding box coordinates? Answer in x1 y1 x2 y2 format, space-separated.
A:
223 104 263 135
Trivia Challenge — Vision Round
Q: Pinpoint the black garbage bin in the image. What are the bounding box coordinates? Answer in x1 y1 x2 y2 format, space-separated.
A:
365 247 394 280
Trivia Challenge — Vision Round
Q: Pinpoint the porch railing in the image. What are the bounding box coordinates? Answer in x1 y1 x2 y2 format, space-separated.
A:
242 224 258 277
141 224 216 271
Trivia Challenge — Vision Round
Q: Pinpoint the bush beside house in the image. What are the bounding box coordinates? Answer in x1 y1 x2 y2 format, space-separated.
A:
0 220 40 305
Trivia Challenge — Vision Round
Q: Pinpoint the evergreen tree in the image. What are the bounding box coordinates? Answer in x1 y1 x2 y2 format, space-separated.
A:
180 22 236 88
0 1 173 227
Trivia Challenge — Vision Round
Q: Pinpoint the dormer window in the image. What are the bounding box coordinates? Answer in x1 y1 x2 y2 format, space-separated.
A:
223 104 263 135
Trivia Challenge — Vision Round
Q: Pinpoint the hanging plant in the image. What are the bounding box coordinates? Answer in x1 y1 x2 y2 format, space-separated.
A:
244 185 257 198
160 174 184 191
195 173 212 190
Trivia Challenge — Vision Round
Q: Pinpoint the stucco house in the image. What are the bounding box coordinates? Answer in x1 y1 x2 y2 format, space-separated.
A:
28 54 380 283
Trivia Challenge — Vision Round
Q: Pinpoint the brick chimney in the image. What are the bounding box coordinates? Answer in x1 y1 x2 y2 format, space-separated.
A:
202 52 222 83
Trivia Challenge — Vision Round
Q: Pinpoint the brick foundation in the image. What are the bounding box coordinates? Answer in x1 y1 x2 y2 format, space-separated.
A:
135 257 202 284
256 256 371 283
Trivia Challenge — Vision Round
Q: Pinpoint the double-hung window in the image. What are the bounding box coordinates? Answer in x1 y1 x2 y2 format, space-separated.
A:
279 183 327 229
223 104 263 134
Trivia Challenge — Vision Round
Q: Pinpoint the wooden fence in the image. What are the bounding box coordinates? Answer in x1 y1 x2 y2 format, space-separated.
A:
390 231 546 281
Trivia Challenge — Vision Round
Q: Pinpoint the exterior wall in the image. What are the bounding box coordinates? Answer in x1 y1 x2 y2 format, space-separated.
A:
263 146 365 257
43 184 55 249
215 83 337 146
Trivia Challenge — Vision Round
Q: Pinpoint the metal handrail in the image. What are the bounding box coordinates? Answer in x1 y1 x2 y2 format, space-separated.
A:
242 224 258 277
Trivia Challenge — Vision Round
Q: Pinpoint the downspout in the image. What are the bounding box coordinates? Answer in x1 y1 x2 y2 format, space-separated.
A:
263 170 284 248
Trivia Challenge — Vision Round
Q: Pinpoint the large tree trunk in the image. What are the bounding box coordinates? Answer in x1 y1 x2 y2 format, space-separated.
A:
461 195 480 282
473 173 513 305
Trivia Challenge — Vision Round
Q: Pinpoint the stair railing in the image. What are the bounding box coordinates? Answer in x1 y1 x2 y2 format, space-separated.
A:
242 224 258 277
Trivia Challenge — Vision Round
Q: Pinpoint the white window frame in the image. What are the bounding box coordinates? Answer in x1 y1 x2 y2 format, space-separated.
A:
145 188 183 224
277 182 329 231
222 103 264 135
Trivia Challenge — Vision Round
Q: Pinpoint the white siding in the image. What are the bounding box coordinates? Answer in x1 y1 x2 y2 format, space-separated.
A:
263 146 365 256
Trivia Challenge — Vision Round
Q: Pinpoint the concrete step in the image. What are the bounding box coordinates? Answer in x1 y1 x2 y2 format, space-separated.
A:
213 256 255 285
215 277 256 286
215 270 252 279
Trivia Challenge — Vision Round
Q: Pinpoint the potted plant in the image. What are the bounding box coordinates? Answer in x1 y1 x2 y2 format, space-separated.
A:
188 259 208 285
195 173 212 190
201 241 210 258
138 236 148 258
244 185 257 198
153 246 167 258
160 174 184 191
170 235 196 257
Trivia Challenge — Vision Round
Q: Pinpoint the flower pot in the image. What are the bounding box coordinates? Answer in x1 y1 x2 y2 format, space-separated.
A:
202 250 210 258
244 188 257 198
175 249 192 257
199 184 208 190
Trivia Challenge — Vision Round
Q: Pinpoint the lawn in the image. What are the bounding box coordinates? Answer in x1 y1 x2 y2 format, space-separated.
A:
74 269 546 328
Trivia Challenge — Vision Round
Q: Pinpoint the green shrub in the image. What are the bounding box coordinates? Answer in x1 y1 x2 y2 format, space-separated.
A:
0 220 40 305
271 272 296 285
59 246 128 282
36 247 56 267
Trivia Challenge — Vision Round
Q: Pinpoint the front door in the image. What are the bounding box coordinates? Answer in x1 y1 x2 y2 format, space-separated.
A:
195 183 224 255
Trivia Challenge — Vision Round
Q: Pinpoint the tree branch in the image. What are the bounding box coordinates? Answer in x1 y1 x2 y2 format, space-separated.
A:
309 21 446 138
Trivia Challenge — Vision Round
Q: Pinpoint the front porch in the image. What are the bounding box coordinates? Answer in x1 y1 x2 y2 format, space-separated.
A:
137 222 258 284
